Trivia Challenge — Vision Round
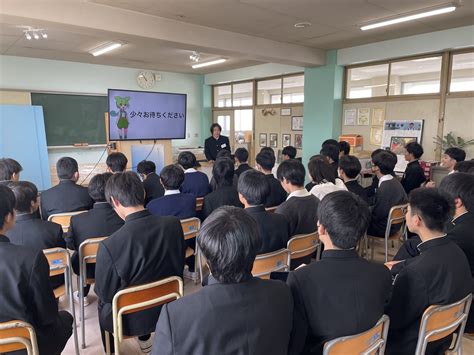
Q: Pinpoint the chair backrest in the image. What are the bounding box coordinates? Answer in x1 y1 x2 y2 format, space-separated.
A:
415 294 472 355
265 206 278 213
181 217 201 241
79 237 108 266
47 211 87 232
0 320 39 355
387 204 407 227
43 247 69 277
252 248 290 279
195 197 204 212
323 315 390 355
287 232 319 260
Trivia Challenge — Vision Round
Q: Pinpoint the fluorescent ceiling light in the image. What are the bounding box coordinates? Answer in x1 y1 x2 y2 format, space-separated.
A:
192 58 227 69
89 42 122 56
361 5 456 31
413 57 440 62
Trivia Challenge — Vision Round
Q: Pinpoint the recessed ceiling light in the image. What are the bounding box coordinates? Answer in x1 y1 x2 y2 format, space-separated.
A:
294 22 312 28
192 58 227 69
89 42 123 56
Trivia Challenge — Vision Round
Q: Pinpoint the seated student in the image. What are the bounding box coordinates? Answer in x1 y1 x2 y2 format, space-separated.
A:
338 155 368 203
203 158 243 219
307 155 347 201
178 151 209 197
152 206 293 355
41 157 93 220
276 159 320 236
367 151 407 237
106 151 128 173
234 147 252 177
6 181 65 289
365 148 385 199
147 164 196 219
320 143 340 178
288 191 391 355
0 157 22 185
338 140 351 157
282 145 297 161
238 170 289 254
95 172 185 353
442 147 466 174
454 160 474 173
209 150 238 191
67 173 124 305
0 185 73 355
401 142 426 194
386 188 472 355
137 160 165 205
256 151 287 208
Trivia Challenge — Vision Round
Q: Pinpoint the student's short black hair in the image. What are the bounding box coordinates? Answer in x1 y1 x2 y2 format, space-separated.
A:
177 151 197 170
405 142 424 159
409 188 454 233
88 172 113 202
276 159 305 187
0 158 23 181
320 144 340 163
322 139 338 147
308 157 335 184
338 141 351 156
160 164 185 190
439 172 474 212
105 172 144 207
256 151 276 171
444 147 466 162
372 151 397 175
259 147 275 156
216 149 232 160
212 158 235 187
56 157 79 180
234 148 249 163
237 170 270 206
197 206 261 283
282 146 297 159
8 181 38 213
454 160 474 173
318 191 370 249
137 160 156 175
210 123 222 133
0 185 15 230
338 155 362 179
106 152 128 173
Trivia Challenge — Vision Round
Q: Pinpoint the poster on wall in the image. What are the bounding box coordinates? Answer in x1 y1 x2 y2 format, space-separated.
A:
270 133 278 148
344 109 357 125
281 108 291 116
295 134 303 149
372 108 385 126
259 133 267 147
370 127 382 145
282 134 291 147
291 116 303 131
357 108 370 125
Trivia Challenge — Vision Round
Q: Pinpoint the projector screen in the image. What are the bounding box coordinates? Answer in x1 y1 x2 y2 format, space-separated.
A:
108 89 186 141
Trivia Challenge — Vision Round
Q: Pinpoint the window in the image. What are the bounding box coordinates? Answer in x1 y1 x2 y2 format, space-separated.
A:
390 57 442 95
346 64 389 99
450 52 474 92
257 78 282 105
283 75 304 103
232 82 253 106
214 85 231 107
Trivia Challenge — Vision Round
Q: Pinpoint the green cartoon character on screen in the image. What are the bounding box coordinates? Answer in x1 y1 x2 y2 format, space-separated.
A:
110 96 131 139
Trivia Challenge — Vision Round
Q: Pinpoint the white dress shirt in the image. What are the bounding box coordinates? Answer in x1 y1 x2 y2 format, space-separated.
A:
378 174 394 187
309 179 348 201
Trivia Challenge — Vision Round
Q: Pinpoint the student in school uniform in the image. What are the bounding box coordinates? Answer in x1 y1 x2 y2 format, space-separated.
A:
152 206 293 355
287 191 391 355
401 142 426 194
0 158 22 185
441 147 466 174
67 173 124 306
106 152 128 173
255 151 287 208
234 147 252 177
320 142 340 178
204 123 231 162
365 149 385 200
454 160 474 173
40 157 94 220
137 160 165 206
338 140 351 157
338 155 369 203
0 185 73 355
307 155 347 201
6 181 66 289
385 188 472 355
95 172 185 353
147 164 196 219
238 170 289 254
178 151 209 197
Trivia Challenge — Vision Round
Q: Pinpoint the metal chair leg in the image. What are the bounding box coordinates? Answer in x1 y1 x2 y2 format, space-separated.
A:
67 269 80 355
79 271 86 349
105 331 111 355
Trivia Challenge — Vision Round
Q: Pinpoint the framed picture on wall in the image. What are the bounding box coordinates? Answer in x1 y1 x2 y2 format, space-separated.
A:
281 108 291 116
282 134 291 147
372 108 385 126
295 134 303 149
270 133 278 148
344 109 357 125
259 133 267 147
370 127 383 145
291 116 303 131
357 108 370 126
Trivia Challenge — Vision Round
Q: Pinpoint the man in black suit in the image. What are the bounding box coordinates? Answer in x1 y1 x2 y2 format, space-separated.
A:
0 157 22 185
152 206 293 355
234 147 252 177
202 158 243 219
95 172 185 353
320 143 339 178
367 151 407 237
0 185 73 355
67 173 124 305
106 152 128 173
40 157 94 220
338 155 368 203
288 191 391 355
385 188 472 355
256 151 287 207
238 169 289 254
401 142 426 194
137 160 165 206
6 181 65 289
204 123 231 162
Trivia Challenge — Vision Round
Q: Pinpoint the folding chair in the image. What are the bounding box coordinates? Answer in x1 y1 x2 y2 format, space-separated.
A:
323 314 390 355
43 247 79 355
252 248 291 279
414 294 472 355
287 231 321 263
195 197 204 212
265 205 278 213
181 217 201 284
366 204 408 263
0 320 39 355
105 276 184 355
78 236 108 349
48 211 87 233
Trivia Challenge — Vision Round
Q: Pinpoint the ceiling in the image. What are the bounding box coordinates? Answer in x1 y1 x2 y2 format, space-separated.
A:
0 0 472 74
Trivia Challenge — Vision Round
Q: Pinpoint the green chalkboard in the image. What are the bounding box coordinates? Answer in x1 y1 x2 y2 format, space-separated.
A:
31 93 107 146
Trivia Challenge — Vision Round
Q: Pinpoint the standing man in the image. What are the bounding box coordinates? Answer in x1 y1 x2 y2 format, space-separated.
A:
204 123 231 163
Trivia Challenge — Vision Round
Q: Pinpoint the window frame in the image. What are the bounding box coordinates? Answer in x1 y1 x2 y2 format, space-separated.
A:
447 48 474 98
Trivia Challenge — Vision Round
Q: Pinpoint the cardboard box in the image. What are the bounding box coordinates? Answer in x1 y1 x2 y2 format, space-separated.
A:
339 134 363 147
